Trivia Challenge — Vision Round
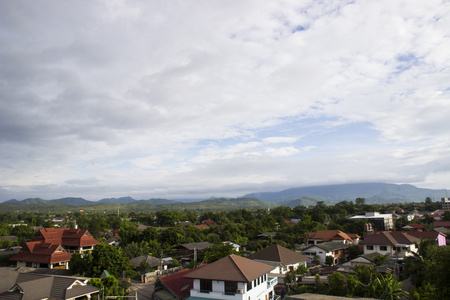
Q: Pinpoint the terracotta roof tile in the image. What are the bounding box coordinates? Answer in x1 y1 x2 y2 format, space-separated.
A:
360 231 420 246
158 265 207 299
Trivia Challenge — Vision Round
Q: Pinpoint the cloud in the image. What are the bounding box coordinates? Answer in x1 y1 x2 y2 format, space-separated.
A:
1 0 449 201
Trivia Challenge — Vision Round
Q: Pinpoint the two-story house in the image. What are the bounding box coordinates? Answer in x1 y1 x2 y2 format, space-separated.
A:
248 244 309 274
184 254 277 300
306 230 360 245
10 228 99 269
358 231 420 261
302 242 350 266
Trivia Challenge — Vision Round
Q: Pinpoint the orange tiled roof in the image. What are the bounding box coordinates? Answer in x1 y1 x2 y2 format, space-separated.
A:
307 230 356 242
10 241 72 264
33 228 100 247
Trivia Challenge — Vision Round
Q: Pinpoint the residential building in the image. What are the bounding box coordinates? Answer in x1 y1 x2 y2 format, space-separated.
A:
153 265 207 300
172 242 212 264
306 230 360 245
441 198 450 210
405 231 447 246
401 223 426 231
129 254 172 272
248 244 309 274
302 242 350 266
433 221 450 229
349 212 394 231
0 268 99 299
10 228 99 269
184 254 277 300
358 231 419 261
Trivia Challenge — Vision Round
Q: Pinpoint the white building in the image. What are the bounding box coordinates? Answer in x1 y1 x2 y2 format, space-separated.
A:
185 254 277 300
349 212 394 231
359 231 419 260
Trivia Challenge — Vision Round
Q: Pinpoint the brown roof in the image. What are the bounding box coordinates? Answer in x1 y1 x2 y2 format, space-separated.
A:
184 254 273 282
306 230 356 242
248 244 308 265
10 242 72 264
359 231 420 246
405 231 444 240
175 242 212 251
434 221 450 227
34 228 100 247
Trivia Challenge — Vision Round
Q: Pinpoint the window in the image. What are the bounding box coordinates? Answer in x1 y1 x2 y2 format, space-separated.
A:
247 281 252 291
26 262 32 267
200 279 212 293
367 245 374 250
225 281 238 295
380 246 387 251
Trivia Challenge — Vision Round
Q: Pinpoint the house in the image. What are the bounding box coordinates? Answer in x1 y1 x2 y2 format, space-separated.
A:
402 223 426 231
153 265 207 300
129 254 172 271
224 241 240 252
257 232 277 240
358 231 420 261
433 221 450 229
404 231 447 246
441 197 450 210
184 254 277 300
172 242 212 264
0 267 99 299
349 212 394 231
248 244 309 274
302 242 350 266
10 228 100 269
306 230 360 245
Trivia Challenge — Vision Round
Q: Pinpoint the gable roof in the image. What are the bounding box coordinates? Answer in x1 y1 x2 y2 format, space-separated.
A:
175 242 212 251
34 228 100 247
304 241 350 252
10 241 72 264
156 265 207 299
129 255 171 268
306 230 357 242
405 231 445 240
0 270 99 300
403 223 426 229
248 244 308 265
359 231 420 246
184 254 273 282
434 221 450 227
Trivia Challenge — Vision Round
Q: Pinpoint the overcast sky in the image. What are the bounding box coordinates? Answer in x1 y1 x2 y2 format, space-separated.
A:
1 0 450 201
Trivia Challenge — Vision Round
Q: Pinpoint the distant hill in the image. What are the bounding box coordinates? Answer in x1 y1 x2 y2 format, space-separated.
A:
3 198 47 205
276 196 327 207
98 196 137 204
49 197 93 206
244 183 447 204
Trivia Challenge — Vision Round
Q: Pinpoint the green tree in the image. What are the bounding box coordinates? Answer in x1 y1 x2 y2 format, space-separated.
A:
327 272 346 296
325 255 334 266
372 254 389 266
203 243 237 263
69 252 88 276
369 274 408 300
118 222 141 246
355 197 366 205
88 275 125 298
423 244 450 298
89 243 133 278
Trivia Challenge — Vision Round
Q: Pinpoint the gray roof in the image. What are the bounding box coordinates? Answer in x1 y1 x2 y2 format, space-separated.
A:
0 268 99 300
129 255 171 268
304 242 350 252
177 242 212 250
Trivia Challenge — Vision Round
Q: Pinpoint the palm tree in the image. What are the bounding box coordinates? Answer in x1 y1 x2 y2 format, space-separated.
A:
404 239 433 287
370 274 409 300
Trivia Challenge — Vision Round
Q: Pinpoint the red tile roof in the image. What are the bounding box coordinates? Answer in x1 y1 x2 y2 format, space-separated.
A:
158 265 207 299
307 230 358 242
434 221 450 227
406 231 444 240
34 228 100 247
406 223 426 229
10 241 72 264
184 254 273 282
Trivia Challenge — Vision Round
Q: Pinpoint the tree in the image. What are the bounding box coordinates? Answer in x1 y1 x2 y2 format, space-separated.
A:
423 244 450 298
88 275 125 298
369 274 408 300
69 252 88 276
139 259 153 274
203 243 237 263
327 272 346 296
372 254 389 266
88 243 134 278
355 197 366 205
325 255 334 266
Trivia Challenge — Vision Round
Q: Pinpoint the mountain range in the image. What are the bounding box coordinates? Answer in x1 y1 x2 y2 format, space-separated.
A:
1 183 447 210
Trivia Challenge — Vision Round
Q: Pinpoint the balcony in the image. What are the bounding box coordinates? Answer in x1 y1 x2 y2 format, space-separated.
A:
267 277 278 288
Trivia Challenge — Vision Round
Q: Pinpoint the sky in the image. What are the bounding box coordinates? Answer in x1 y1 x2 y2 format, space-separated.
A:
1 0 450 201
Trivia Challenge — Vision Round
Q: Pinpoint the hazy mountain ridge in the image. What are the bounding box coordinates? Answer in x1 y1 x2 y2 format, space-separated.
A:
246 183 446 203
2 196 176 206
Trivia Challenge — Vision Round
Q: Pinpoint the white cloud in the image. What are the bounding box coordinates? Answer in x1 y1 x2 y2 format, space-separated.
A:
1 0 449 200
